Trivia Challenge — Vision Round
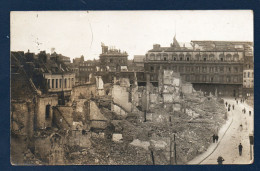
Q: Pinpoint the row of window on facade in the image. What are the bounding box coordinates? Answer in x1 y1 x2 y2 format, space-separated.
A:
47 78 74 89
149 65 242 73
244 72 254 78
79 63 93 67
149 74 240 83
79 68 94 72
105 58 127 63
148 53 240 62
243 80 254 88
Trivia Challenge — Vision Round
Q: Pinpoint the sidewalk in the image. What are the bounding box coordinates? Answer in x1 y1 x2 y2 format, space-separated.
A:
187 107 233 165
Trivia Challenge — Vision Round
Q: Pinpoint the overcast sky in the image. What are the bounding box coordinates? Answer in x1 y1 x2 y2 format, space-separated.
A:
11 10 253 60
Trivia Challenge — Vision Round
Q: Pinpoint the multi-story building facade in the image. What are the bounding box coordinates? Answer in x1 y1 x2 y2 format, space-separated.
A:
144 38 253 97
78 60 98 84
99 43 128 72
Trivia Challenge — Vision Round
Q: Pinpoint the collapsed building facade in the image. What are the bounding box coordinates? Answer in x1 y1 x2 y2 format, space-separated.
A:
11 37 252 165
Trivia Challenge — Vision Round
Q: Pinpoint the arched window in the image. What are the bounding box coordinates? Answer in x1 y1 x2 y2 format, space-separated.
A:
156 53 161 60
163 53 168 61
195 54 201 61
219 54 224 62
209 54 215 60
226 54 232 61
45 104 51 119
233 54 239 61
186 54 191 61
150 53 155 60
179 54 184 61
172 53 177 61
203 54 208 61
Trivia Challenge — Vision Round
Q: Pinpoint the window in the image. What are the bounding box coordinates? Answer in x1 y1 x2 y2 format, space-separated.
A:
210 77 214 82
210 67 214 73
202 67 207 72
68 78 71 88
195 54 201 61
209 54 215 60
150 53 155 60
56 79 58 88
234 76 238 83
227 76 231 82
234 67 238 72
110 59 113 63
186 67 190 72
156 54 161 60
150 66 154 72
228 67 231 72
203 75 206 82
52 79 54 88
219 54 224 61
59 79 62 88
64 78 67 88
215 67 218 73
248 72 250 77
226 54 232 61
179 54 184 61
45 104 51 119
179 66 184 72
186 54 191 61
72 78 74 86
186 75 190 81
48 79 50 89
244 72 246 78
203 54 208 61
220 67 224 73
233 54 239 61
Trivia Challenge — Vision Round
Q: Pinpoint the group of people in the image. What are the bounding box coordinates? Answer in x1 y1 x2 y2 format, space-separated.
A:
217 143 243 165
217 98 246 165
225 102 235 112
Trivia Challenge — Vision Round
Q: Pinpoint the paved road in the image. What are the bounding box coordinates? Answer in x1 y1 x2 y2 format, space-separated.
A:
201 98 254 164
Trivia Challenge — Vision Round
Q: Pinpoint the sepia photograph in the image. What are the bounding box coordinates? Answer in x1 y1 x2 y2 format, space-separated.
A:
10 10 254 165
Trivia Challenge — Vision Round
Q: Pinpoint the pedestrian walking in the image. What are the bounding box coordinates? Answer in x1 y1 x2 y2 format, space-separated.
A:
236 100 238 104
238 143 243 156
228 107 230 112
215 135 219 142
232 104 234 110
241 99 242 103
217 156 225 165
225 102 228 107
212 134 216 143
249 111 251 116
228 104 231 108
240 124 243 130
244 108 246 114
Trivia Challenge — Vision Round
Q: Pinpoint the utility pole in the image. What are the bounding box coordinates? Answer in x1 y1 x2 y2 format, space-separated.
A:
174 134 177 165
170 137 173 165
151 150 155 165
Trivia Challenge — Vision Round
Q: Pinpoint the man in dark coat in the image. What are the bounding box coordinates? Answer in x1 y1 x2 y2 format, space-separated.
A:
238 143 243 156
232 104 234 110
215 135 219 142
217 156 225 165
212 134 216 143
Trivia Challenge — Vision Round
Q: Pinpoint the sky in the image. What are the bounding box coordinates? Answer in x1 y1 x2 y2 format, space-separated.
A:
11 10 253 60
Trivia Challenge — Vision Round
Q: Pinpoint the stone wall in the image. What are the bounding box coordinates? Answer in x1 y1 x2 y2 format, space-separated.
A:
111 104 127 117
53 106 74 129
70 84 96 101
111 85 132 112
89 101 108 129
11 100 34 137
182 82 193 94
36 95 58 129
